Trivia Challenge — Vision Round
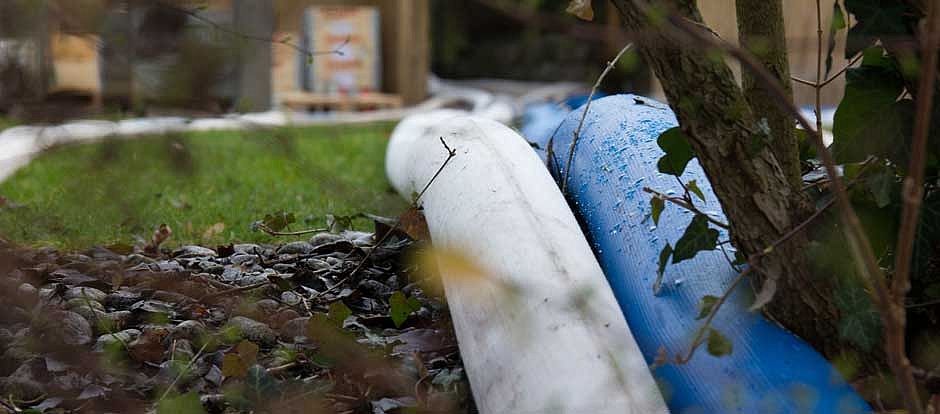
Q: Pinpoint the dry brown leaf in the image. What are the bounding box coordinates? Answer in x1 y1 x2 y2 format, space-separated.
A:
399 206 430 241
202 222 225 240
566 0 594 21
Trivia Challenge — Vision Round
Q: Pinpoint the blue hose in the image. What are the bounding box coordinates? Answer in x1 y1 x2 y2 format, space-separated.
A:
527 94 871 413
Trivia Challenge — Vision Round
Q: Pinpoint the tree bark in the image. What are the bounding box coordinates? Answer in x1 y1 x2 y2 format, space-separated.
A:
610 0 848 359
735 0 803 190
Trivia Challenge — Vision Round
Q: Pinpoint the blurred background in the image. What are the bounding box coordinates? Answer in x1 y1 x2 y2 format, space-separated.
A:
0 0 848 123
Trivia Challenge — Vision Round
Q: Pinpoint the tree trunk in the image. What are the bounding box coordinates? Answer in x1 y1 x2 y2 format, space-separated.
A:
735 0 804 190
610 0 849 359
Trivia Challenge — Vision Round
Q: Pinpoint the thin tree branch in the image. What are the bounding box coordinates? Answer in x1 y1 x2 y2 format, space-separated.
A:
676 267 751 364
163 3 348 59
561 43 633 194
642 187 730 229
257 223 328 237
820 52 864 87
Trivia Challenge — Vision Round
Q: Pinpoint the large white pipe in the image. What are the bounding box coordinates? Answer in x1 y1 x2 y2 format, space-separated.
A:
386 115 668 414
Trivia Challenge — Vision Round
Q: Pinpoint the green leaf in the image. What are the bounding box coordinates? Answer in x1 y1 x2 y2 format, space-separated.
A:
656 127 695 176
389 291 422 328
695 295 720 320
653 243 673 293
835 282 882 350
650 197 665 226
686 180 705 202
706 328 733 357
865 169 895 208
157 392 206 414
327 301 352 327
832 48 914 165
672 215 720 264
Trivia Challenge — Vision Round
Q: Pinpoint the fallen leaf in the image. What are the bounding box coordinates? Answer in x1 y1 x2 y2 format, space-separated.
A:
202 222 225 240
566 0 594 21
399 206 430 240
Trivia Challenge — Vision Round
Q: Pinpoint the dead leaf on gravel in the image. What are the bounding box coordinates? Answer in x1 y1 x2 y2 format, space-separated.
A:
566 0 594 21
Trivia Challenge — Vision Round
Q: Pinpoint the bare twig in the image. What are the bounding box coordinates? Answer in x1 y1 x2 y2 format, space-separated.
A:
561 43 633 194
257 223 328 237
159 341 209 402
676 267 752 364
815 0 824 135
642 187 730 229
164 4 349 60
886 0 940 411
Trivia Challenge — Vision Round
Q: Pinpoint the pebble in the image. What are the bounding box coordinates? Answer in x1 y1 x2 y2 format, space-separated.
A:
233 244 264 255
104 290 141 309
276 241 315 255
358 280 393 297
226 316 276 345
0 360 47 401
172 245 218 258
63 286 108 302
278 317 310 342
93 329 141 352
229 254 259 266
54 311 93 346
280 291 302 306
309 232 343 246
171 320 207 341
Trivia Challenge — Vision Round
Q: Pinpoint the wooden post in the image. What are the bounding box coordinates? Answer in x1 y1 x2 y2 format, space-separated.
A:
233 0 274 112
389 0 429 105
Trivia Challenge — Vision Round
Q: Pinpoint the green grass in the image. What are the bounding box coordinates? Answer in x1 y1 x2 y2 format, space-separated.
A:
0 116 20 131
0 123 408 248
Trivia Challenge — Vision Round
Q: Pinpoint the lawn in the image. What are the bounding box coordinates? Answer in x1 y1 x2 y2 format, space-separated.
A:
0 123 408 248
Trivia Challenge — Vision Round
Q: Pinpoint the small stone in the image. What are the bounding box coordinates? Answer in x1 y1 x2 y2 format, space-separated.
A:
229 254 258 266
63 287 108 302
196 261 224 274
93 329 140 352
237 275 269 286
269 309 300 330
358 280 393 297
171 339 195 361
96 311 132 333
104 290 141 309
66 297 105 311
277 241 314 255
17 283 37 297
309 232 343 246
172 245 218 258
128 329 169 363
124 254 155 266
171 320 207 341
220 266 244 283
70 304 107 323
233 244 263 255
280 291 302 306
226 316 276 345
54 311 93 346
342 231 374 246
0 360 47 401
278 317 310 342
254 299 279 314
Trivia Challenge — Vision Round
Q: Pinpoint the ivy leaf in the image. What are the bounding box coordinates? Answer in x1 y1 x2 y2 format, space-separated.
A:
566 0 594 21
835 282 882 350
650 197 665 226
656 127 695 176
389 291 421 328
825 2 847 77
844 0 913 58
695 295 719 320
246 365 279 401
832 48 914 165
327 301 352 327
157 392 206 414
672 215 720 264
686 180 706 202
866 169 896 208
222 353 248 378
706 328 733 357
653 243 673 293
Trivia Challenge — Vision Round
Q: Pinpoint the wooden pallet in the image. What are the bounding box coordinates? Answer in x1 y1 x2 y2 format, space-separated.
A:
279 91 403 112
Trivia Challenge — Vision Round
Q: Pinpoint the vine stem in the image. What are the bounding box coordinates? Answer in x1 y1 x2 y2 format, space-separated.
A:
561 43 633 194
